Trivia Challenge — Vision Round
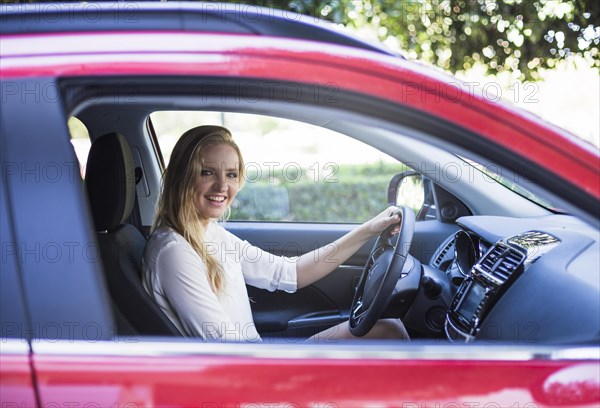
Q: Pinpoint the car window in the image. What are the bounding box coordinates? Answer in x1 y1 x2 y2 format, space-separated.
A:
67 116 91 178
150 111 408 223
460 157 557 211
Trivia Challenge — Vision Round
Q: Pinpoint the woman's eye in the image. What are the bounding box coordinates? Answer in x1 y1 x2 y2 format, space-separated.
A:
227 172 238 179
200 170 214 176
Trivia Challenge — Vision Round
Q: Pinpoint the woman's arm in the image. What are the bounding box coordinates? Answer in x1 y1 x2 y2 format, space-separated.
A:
296 206 401 288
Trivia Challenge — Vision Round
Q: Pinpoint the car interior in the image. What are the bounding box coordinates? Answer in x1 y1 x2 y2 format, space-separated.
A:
65 76 599 346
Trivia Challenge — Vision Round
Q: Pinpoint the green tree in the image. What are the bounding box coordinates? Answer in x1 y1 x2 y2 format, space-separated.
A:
227 0 599 80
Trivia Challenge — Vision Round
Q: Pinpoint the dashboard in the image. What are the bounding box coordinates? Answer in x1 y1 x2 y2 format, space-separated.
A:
430 214 600 344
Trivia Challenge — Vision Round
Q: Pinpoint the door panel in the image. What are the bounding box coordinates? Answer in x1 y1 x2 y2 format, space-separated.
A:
226 220 457 337
227 222 367 337
225 222 373 262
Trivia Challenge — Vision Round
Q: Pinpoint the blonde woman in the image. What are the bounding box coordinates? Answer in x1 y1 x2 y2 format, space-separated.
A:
142 125 409 342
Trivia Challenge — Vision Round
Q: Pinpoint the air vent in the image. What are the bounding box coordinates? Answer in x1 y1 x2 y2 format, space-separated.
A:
433 239 454 268
476 244 524 285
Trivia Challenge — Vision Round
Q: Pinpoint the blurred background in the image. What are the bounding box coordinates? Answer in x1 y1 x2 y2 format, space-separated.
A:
221 0 599 147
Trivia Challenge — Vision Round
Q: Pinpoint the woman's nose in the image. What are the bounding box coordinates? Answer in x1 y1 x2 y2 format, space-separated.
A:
213 176 227 192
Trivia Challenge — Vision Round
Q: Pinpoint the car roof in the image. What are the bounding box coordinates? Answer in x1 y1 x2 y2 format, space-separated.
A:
0 1 397 57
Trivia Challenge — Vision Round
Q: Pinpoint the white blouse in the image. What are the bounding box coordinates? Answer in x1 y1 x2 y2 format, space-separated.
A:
141 222 297 341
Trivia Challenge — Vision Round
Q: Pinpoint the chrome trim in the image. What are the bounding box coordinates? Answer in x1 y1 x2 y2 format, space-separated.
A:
551 347 600 360
30 339 600 362
337 265 363 271
444 316 474 343
472 242 525 286
473 264 505 286
0 338 30 354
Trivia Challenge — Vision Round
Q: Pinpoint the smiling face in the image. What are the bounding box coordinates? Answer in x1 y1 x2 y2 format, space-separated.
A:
194 143 241 221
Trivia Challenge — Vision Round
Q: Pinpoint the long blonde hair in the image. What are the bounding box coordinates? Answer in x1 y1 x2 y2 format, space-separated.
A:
153 125 245 293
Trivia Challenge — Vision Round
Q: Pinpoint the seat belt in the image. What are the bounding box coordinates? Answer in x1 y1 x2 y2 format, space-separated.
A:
129 167 146 237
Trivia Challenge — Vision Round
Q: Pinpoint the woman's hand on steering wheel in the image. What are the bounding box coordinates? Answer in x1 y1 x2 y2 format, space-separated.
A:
349 206 417 337
365 206 402 236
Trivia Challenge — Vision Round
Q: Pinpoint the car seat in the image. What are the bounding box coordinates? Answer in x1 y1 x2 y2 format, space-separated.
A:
85 132 181 336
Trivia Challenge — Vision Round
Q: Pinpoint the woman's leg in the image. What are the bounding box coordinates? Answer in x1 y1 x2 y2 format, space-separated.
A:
308 318 410 342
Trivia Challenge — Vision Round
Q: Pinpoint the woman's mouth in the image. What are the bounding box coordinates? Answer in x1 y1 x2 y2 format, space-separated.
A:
205 195 227 204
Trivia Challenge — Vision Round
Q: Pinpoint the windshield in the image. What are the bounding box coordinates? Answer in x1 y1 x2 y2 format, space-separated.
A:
461 158 557 211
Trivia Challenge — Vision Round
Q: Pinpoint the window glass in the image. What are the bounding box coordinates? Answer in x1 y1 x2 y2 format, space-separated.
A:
67 116 91 178
150 111 407 223
461 157 556 211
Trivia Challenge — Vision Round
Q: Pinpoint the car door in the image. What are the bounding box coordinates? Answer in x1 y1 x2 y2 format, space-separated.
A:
3 75 591 408
4 79 591 408
2 13 598 408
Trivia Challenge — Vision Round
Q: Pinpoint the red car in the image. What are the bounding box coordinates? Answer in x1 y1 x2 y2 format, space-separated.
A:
1 2 598 407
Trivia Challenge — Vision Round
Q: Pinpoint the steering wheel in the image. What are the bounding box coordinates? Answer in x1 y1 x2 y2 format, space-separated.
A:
349 206 416 336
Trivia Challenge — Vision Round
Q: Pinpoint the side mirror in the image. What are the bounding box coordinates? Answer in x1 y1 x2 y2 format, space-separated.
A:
387 171 435 220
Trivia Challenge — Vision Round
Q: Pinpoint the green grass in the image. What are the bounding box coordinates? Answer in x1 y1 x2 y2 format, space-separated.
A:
231 162 409 223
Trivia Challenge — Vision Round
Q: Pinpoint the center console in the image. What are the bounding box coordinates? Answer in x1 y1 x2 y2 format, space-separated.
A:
445 231 559 342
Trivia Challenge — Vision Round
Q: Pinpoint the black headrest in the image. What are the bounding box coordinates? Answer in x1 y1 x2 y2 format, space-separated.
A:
85 132 135 231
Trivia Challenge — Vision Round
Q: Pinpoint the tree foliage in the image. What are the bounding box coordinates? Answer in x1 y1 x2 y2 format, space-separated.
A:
228 0 600 80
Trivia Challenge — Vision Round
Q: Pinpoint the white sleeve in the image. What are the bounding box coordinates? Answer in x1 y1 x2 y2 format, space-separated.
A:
156 240 246 342
221 228 297 292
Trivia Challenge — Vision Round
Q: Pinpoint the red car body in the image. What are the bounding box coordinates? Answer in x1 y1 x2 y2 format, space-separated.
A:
3 342 600 406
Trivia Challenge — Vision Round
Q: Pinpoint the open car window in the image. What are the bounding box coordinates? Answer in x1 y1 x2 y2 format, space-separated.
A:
150 111 409 223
